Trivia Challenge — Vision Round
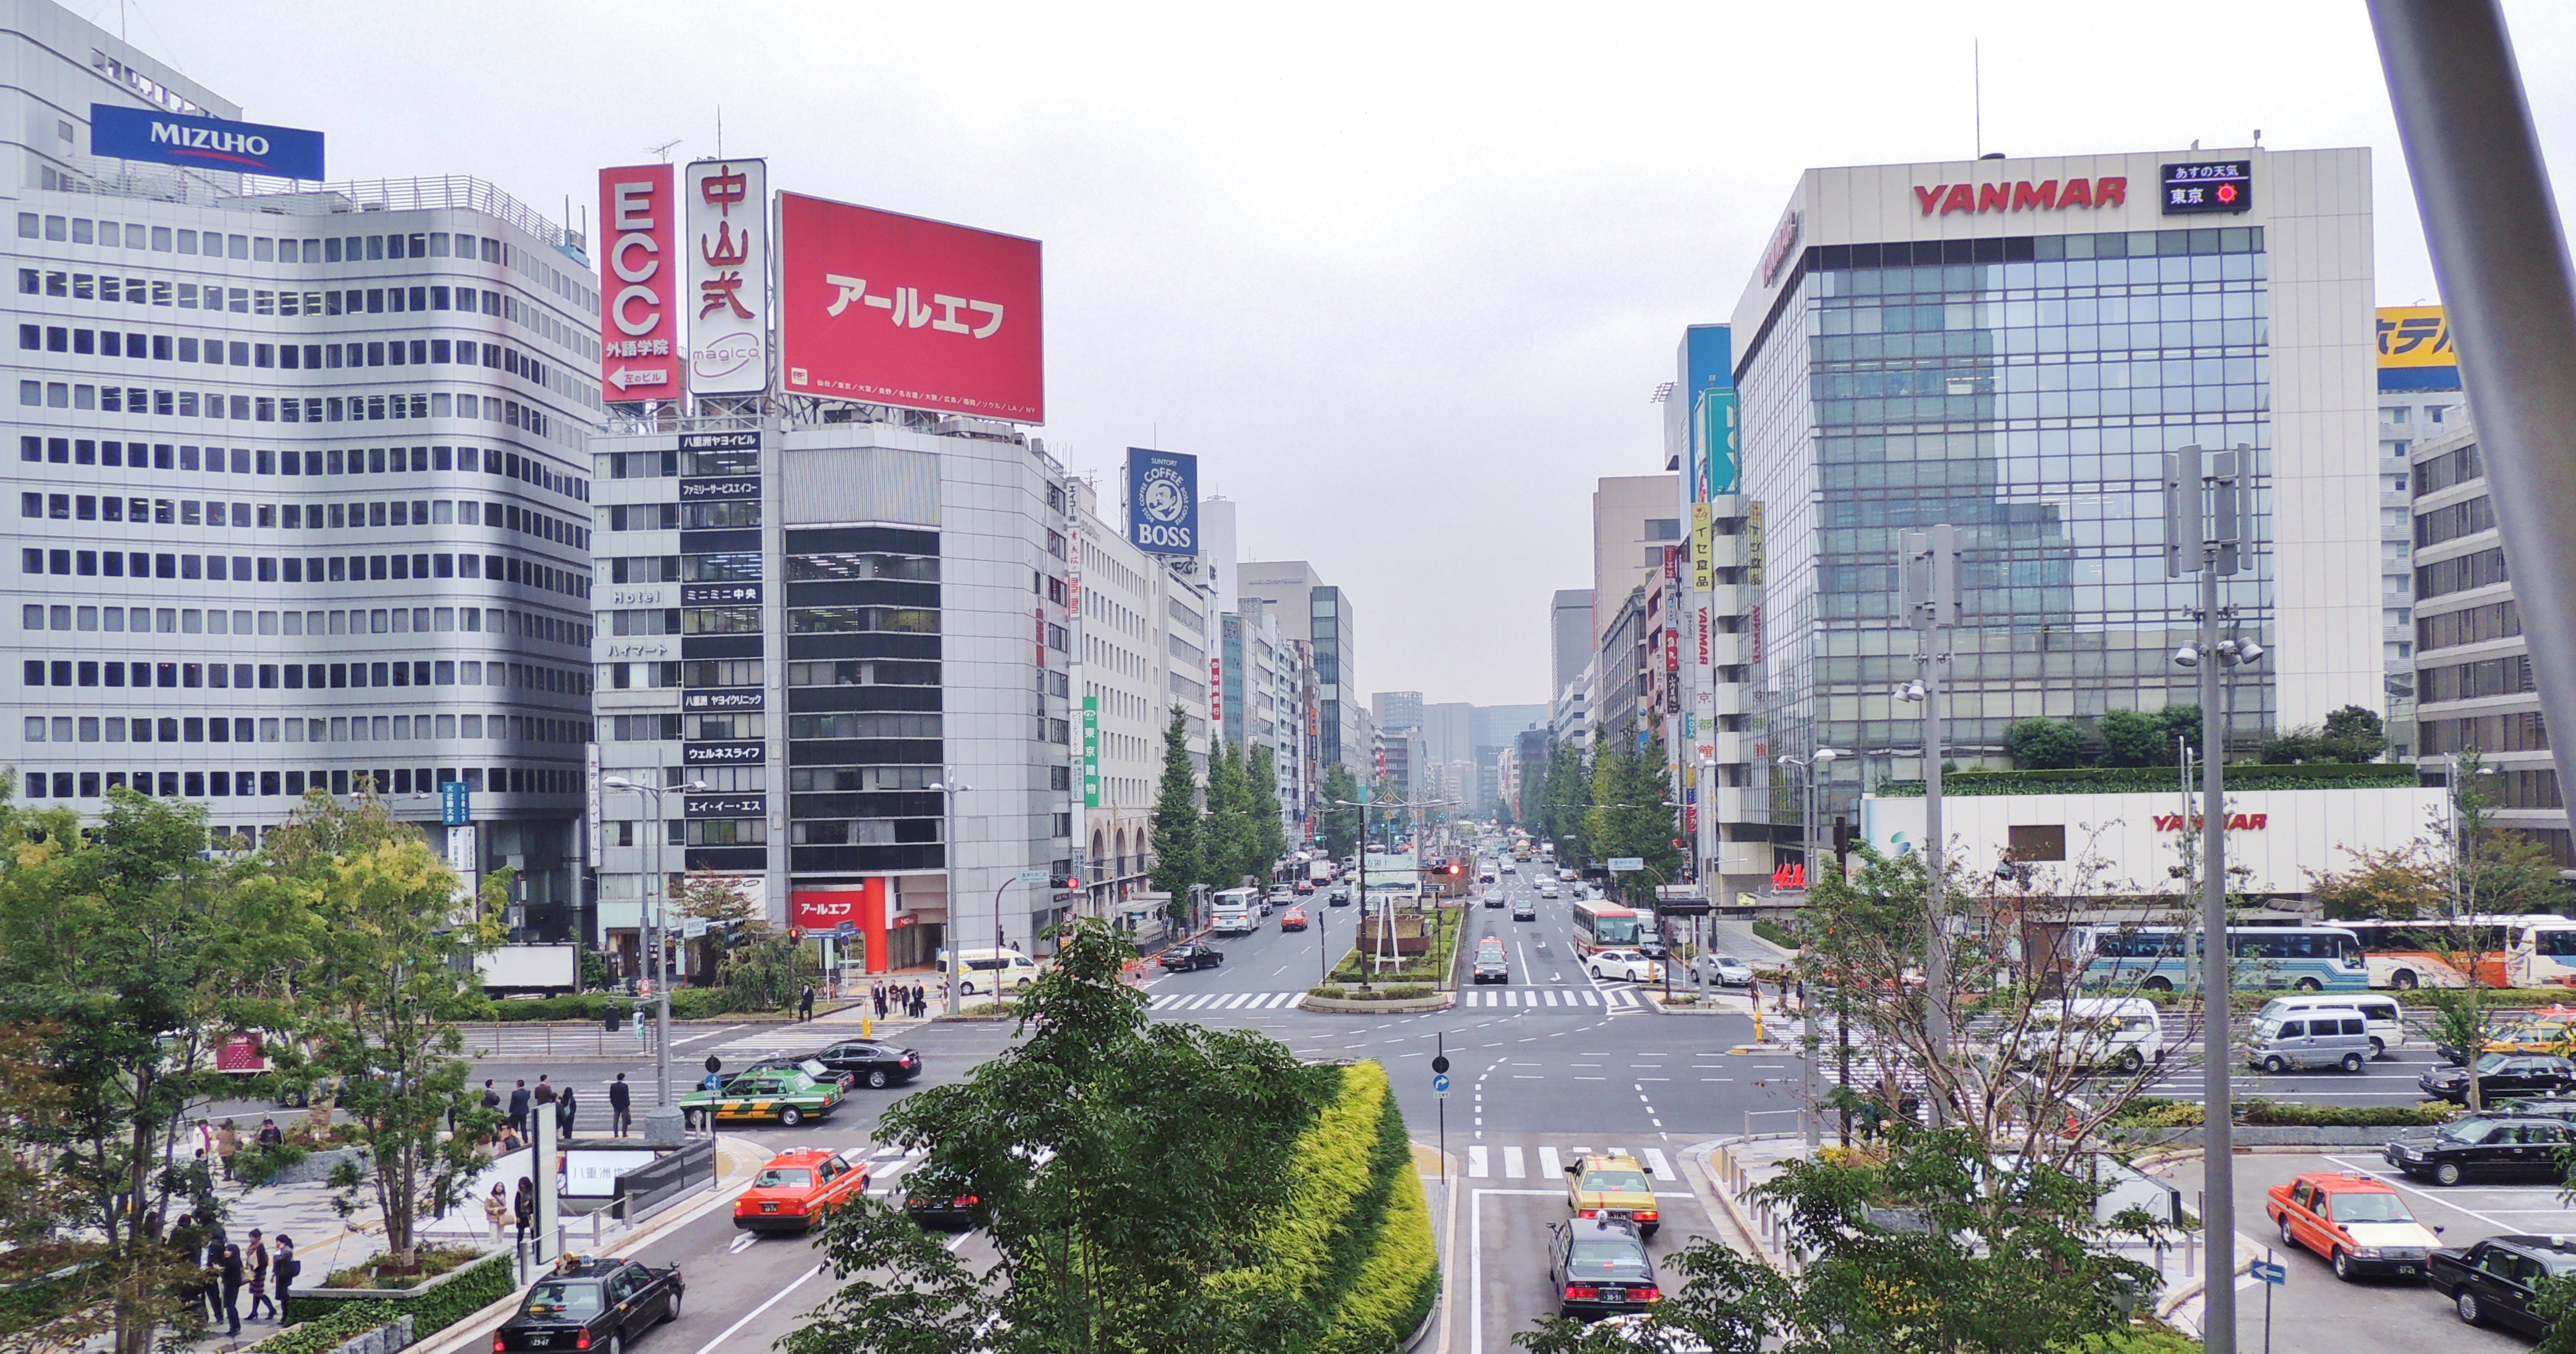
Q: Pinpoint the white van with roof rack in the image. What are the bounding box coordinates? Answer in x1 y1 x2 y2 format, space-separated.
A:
2255 992 2408 1060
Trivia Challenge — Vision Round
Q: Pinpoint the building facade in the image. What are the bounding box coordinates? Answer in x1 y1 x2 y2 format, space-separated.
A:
1549 588 1592 721
2376 305 2466 759
1239 559 1360 773
1729 147 2382 836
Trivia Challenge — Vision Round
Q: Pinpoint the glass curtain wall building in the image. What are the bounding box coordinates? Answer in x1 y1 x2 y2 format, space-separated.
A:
1729 149 2381 832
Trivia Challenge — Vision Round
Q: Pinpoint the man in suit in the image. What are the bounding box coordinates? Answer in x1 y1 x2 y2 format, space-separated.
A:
507 1079 531 1137
608 1073 633 1138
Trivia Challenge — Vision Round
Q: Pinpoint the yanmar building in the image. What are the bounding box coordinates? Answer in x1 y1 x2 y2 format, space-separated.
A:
1729 148 2382 834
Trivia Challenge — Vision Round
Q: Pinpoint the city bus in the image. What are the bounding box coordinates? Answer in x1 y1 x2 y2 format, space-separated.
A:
2076 924 2367 993
2336 916 2561 989
1569 899 1645 953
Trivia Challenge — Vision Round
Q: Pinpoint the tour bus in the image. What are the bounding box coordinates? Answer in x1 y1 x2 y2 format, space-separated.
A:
2336 916 2563 989
1570 899 1645 953
1210 888 1259 935
2076 924 2368 993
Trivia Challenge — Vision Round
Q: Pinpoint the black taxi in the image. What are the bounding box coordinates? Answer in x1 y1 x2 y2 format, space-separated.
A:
493 1256 684 1353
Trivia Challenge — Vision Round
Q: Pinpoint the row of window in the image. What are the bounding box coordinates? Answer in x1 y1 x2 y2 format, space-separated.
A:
17 543 589 599
20 380 563 437
21 603 583 649
2418 599 2520 654
2418 442 2484 497
785 607 940 635
789 713 943 740
2421 710 2549 755
20 654 587 695
606 553 775 583
17 765 579 803
601 446 761 479
22 492 585 552
2419 653 2536 705
784 659 941 687
789 819 933 846
2418 547 2508 601
17 436 586 501
604 501 761 531
23 709 583 745
2416 495 2494 549
20 323 557 394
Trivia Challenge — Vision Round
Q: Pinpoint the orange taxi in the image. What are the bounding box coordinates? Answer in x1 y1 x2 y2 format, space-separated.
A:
1280 908 1309 932
2264 1171 2443 1281
733 1148 871 1234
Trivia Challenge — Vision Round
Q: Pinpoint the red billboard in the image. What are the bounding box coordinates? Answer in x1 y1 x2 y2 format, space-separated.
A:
597 165 680 400
779 191 1044 422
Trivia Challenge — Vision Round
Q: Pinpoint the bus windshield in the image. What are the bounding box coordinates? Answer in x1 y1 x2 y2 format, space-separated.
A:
2533 928 2576 959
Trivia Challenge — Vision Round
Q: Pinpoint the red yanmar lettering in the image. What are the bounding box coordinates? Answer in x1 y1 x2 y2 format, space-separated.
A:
1978 182 2009 213
2012 180 2057 210
1916 185 1947 216
2058 177 2093 209
2096 176 2127 206
1941 184 1976 215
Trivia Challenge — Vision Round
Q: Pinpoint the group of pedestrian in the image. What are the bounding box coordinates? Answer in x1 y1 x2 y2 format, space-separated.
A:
172 1214 294 1337
483 1176 537 1251
870 980 927 1020
485 1074 584 1141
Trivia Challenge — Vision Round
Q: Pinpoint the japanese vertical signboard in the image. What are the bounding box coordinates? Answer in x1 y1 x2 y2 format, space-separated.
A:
778 192 1046 420
1082 696 1101 808
685 158 768 395
1689 501 1714 592
598 165 680 400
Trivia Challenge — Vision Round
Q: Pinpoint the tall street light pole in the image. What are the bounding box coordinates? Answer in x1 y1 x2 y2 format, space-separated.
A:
602 774 705 1142
932 772 971 1017
1899 525 1960 1089
1775 749 1841 1153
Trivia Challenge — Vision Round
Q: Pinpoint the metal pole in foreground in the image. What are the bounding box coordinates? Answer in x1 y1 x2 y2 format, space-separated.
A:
2370 0 2576 857
2197 562 2235 1354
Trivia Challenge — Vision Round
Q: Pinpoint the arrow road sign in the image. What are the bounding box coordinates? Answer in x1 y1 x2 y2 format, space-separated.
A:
2251 1261 2286 1285
1433 1073 1451 1098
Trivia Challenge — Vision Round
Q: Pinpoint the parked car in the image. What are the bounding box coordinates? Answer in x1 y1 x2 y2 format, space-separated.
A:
1548 1217 1663 1319
1700 954 1756 988
2421 1053 2576 1105
2386 1116 2574 1186
1472 940 1509 985
1159 943 1224 971
2431 1235 2576 1333
1586 949 1663 984
494 1257 684 1352
734 1148 870 1234
804 1039 923 1090
1280 908 1309 932
2263 1171 2442 1281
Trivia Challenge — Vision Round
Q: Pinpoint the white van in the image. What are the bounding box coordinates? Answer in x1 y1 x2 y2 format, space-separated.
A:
2024 998 2167 1074
944 947 1041 997
2254 993 2408 1060
2245 1005 2375 1074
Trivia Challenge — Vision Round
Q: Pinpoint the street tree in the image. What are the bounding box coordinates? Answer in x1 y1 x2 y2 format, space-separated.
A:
1202 738 1263 891
2095 709 2163 768
2423 750 2570 1110
1539 741 1592 863
1246 744 1290 875
1149 706 1204 919
1584 725 1681 905
1318 762 1362 862
2308 843 2447 921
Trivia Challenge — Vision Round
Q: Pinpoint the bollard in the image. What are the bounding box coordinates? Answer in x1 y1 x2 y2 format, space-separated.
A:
864 1016 873 1040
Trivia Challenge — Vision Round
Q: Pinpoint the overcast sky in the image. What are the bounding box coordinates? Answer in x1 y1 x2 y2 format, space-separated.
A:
107 1 2576 707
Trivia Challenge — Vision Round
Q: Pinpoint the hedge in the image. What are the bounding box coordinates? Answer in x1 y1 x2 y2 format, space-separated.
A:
2110 1096 2452 1129
1752 919 1799 951
252 1300 397 1354
1877 762 2417 797
1308 985 1436 1002
461 988 752 1022
1318 1132 1438 1354
282 1248 516 1336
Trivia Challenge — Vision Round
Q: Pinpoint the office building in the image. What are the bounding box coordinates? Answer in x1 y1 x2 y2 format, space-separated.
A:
1419 700 1474 770
1372 690 1422 735
1730 147 2381 830
6 1 603 937
1239 559 1360 773
588 414 1081 975
2376 305 2466 758
1550 588 1592 720
1591 475 1679 656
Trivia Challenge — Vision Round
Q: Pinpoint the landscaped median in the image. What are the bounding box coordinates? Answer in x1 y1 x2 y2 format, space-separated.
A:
1305 905 1465 1009
1211 1059 1440 1352
266 1247 516 1351
1303 984 1452 1012
2101 1094 2458 1148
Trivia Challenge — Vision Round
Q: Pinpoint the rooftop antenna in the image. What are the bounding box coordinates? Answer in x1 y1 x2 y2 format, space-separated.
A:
648 139 681 164
1974 39 1982 158
716 106 724 159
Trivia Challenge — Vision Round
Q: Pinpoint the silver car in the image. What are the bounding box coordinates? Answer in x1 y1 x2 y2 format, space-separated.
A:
1700 954 1756 987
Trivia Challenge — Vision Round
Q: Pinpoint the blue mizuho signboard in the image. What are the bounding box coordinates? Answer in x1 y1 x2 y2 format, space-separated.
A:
1126 447 1200 556
91 104 325 181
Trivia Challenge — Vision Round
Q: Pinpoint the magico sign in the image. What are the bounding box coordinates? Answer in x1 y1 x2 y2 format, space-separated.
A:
1914 177 2128 216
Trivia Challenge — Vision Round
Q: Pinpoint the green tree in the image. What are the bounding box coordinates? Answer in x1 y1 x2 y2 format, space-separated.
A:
1149 706 1204 919
1246 744 1290 877
2157 704 2203 759
2308 843 2447 921
1513 1126 2162 1354
2094 709 2163 768
2258 726 2324 765
258 791 504 1270
2003 717 2086 769
1540 740 1593 863
1584 726 1681 904
2421 750 2566 1110
2320 704 2389 763
777 920 1344 1353
1318 762 1362 862
1204 738 1263 891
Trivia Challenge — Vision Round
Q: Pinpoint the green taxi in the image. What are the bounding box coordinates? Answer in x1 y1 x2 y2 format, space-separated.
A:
679 1067 844 1129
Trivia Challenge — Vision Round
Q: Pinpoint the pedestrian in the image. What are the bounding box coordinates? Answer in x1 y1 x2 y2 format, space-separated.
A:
218 1242 244 1337
556 1087 578 1140
244 1228 274 1323
507 1079 530 1136
255 1117 283 1150
215 1119 240 1181
872 982 886 1019
512 1178 534 1251
912 982 926 1018
799 983 815 1021
498 1124 524 1154
271 1235 298 1315
531 1074 556 1112
483 1185 509 1244
609 1073 633 1138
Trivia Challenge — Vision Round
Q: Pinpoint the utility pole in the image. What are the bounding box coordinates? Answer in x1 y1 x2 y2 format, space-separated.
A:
2165 445 2259 1354
1899 524 1960 1105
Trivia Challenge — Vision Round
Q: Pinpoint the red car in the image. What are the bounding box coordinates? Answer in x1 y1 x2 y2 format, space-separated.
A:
2264 1171 2443 1281
1280 908 1309 932
733 1148 871 1234
1292 880 1315 895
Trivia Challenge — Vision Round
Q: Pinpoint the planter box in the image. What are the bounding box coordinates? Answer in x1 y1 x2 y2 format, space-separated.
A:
284 1249 514 1330
1303 992 1454 1013
273 1145 370 1186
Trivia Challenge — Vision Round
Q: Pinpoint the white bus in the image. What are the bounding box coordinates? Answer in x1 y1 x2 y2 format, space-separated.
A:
1210 888 1259 935
2512 917 2576 989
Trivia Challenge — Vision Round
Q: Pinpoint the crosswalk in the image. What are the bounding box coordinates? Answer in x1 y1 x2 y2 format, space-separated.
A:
1465 1143 1679 1181
1140 987 1644 1012
1146 990 1310 1011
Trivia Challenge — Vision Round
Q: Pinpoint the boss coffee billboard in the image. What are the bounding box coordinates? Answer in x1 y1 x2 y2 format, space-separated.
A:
1126 449 1199 556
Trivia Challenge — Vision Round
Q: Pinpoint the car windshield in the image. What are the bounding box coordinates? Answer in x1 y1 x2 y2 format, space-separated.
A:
754 1168 814 1190
522 1282 604 1318
2327 1192 2412 1224
1568 1239 1653 1275
2440 1118 2497 1141
1711 956 1740 967
1583 1169 1651 1192
2478 1053 2511 1073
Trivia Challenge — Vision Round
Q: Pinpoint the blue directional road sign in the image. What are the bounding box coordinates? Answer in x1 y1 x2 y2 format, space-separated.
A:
2251 1260 2286 1285
1433 1073 1451 1097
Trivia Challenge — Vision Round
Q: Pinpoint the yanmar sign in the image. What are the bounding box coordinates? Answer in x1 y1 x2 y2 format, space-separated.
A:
1914 176 2127 216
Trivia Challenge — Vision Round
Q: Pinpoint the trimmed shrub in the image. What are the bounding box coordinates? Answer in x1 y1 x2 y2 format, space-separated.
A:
1752 919 1799 950
252 1301 397 1354
1318 1140 1437 1353
282 1249 514 1336
2108 1096 2451 1129
1881 762 2415 796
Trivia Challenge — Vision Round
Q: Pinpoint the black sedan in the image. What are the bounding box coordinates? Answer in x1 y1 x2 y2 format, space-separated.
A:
805 1039 923 1090
1549 1217 1662 1318
2419 1053 2576 1105
495 1257 683 1353
1159 943 1224 971
1327 888 1351 907
2431 1235 2576 1334
2386 1116 2572 1186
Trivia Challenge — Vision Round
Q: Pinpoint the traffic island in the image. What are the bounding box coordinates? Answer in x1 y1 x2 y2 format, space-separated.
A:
1303 985 1454 1012
1640 990 1753 1016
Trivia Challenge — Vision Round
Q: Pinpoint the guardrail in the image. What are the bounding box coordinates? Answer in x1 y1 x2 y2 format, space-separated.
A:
614 1139 716 1223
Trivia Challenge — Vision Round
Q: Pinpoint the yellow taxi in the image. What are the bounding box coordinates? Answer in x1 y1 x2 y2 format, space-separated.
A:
2486 1007 2576 1055
1562 1152 1659 1237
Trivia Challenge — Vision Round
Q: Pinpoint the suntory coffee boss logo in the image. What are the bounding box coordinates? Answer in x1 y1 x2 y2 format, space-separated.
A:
1126 447 1200 557
1914 177 2128 215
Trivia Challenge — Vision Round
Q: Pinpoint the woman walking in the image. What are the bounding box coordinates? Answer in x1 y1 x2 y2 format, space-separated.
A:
218 1243 244 1337
483 1184 509 1244
243 1228 275 1324
271 1235 298 1316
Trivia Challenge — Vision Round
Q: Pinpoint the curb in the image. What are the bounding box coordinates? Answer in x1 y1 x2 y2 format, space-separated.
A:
1640 995 1747 1017
1301 992 1455 1013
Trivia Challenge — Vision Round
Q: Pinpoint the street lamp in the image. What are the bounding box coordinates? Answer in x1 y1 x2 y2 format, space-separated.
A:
1774 748 1843 1152
602 773 707 1141
930 775 971 1016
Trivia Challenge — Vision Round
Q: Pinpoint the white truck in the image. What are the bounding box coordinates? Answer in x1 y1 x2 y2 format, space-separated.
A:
473 942 580 997
1209 888 1259 935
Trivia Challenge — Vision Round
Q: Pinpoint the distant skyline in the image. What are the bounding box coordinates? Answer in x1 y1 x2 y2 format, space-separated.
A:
115 1 2576 704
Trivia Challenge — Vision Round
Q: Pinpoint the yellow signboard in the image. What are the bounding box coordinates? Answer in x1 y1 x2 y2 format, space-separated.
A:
1689 502 1713 593
2377 305 2456 368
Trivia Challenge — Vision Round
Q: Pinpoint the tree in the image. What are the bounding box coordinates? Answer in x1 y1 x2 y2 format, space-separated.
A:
2157 704 2202 759
2308 843 2447 920
2257 726 2323 765
1513 1125 2163 1354
1149 706 1204 919
1318 762 1362 862
2003 717 2086 770
1202 738 1262 891
260 791 503 1271
2320 704 2389 763
1584 726 1681 904
1540 741 1592 864
2420 750 2567 1110
2095 709 2163 768
1245 744 1289 876
777 920 1347 1353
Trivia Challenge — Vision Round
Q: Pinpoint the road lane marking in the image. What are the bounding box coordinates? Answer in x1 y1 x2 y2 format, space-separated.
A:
688 1261 826 1354
1468 1145 1490 1178
727 1233 757 1254
1644 1148 1675 1181
1504 1146 1526 1178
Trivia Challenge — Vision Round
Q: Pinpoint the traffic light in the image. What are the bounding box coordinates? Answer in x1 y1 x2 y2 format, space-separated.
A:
1050 874 1084 892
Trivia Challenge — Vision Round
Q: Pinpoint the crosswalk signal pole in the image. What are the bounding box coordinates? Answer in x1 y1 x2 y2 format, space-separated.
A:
1899 523 1961 1115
